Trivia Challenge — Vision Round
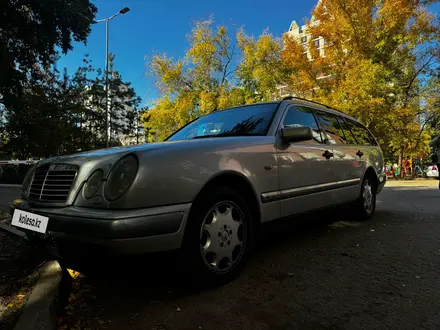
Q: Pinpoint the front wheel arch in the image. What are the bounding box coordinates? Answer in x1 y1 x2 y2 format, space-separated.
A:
190 171 261 229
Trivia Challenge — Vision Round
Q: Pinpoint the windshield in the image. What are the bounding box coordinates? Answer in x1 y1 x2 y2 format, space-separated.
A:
167 103 279 141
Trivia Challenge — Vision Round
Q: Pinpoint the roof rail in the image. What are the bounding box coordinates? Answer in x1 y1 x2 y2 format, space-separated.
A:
282 96 333 110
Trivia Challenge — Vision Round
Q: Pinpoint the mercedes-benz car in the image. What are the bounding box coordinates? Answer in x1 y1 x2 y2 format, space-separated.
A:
9 97 386 281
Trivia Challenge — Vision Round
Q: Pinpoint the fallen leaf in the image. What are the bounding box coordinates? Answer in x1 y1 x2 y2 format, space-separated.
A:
176 307 181 312
330 221 360 228
67 269 81 279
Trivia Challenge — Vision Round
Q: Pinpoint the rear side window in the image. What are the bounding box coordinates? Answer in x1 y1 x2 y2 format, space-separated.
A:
282 106 324 143
336 116 358 144
344 119 377 146
315 110 347 145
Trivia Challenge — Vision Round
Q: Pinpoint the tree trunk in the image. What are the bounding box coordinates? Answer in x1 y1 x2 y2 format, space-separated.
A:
399 147 404 178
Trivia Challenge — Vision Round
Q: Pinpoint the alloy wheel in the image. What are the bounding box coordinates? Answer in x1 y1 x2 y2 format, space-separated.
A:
363 179 374 214
199 201 247 273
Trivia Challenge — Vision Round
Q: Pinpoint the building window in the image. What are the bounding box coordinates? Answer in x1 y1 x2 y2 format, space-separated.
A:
301 36 307 44
314 39 320 48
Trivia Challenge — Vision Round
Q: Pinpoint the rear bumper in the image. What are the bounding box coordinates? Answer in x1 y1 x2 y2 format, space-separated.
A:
377 172 386 194
8 200 191 257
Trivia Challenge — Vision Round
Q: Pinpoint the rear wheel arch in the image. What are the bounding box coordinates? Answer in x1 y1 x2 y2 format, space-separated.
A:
361 167 379 194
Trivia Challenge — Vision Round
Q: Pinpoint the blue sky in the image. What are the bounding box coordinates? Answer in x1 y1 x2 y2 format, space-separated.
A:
58 0 440 107
57 0 318 106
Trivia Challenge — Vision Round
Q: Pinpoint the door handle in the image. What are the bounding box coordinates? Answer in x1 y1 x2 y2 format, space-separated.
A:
322 150 334 159
356 150 364 158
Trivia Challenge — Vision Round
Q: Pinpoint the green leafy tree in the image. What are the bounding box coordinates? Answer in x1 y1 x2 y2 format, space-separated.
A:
0 0 97 109
3 60 92 157
3 54 142 157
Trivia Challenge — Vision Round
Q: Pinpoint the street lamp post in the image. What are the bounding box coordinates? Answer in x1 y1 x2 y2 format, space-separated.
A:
94 7 130 148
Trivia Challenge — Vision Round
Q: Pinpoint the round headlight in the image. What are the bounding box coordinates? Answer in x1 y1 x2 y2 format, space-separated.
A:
21 165 37 199
104 155 138 201
84 170 103 199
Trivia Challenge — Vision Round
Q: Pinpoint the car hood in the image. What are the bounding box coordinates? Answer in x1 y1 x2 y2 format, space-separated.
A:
37 141 178 166
37 136 272 167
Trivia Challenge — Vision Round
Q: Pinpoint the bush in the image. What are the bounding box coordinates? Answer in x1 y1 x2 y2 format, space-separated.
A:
0 164 31 184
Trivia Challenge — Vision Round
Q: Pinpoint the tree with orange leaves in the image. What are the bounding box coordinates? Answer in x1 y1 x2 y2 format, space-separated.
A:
282 0 440 163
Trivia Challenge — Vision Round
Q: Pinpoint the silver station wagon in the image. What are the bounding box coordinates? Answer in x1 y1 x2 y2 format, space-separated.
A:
10 97 386 280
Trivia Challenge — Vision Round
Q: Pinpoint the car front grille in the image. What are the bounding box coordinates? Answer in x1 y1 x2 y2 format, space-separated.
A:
28 164 78 203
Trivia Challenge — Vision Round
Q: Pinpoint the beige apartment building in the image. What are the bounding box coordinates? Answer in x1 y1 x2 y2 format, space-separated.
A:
278 0 326 98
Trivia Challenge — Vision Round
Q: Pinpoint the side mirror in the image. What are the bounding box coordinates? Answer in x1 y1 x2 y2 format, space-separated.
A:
281 126 313 143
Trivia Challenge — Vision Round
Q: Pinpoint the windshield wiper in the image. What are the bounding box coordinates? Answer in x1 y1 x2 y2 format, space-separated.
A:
192 132 261 139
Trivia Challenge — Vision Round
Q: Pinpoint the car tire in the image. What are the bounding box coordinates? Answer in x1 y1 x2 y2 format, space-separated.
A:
181 186 254 284
355 174 377 220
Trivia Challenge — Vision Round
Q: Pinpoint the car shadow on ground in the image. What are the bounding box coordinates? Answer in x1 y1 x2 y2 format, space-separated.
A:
72 205 350 288
59 203 391 329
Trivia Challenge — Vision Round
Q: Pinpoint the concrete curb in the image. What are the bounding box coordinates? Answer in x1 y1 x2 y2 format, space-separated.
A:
0 223 26 238
386 180 438 187
14 261 63 330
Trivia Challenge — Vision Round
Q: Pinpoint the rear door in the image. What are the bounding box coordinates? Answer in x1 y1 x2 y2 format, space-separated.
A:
275 105 336 217
336 115 366 185
343 118 384 180
314 110 363 203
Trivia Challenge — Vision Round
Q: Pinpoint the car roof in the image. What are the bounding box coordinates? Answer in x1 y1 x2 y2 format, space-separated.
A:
210 98 362 125
215 101 281 113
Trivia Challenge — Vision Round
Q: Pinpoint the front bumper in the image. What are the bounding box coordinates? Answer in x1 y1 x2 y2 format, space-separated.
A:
8 200 191 257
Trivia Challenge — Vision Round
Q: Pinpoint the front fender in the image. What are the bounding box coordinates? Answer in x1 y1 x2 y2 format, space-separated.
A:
104 138 278 209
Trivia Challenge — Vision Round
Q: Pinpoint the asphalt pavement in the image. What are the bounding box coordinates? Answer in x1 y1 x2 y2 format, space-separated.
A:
54 180 440 330
0 186 20 214
0 181 439 329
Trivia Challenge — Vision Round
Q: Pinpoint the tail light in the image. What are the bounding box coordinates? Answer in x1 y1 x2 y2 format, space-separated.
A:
433 166 437 171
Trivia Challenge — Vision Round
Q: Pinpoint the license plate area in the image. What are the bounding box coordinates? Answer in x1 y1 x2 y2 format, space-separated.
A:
11 209 49 234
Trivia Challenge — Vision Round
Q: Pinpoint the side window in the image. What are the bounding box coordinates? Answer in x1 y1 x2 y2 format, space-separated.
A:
315 110 347 145
336 116 357 144
282 106 324 143
344 119 377 146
